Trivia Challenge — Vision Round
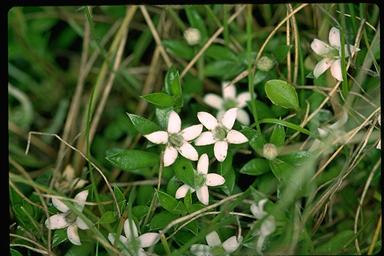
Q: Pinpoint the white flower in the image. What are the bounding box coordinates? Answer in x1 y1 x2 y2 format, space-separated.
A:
203 82 251 125
184 27 201 45
195 108 248 162
54 165 87 193
190 231 242 256
45 190 89 245
311 27 359 81
175 154 225 205
144 111 203 167
108 218 159 256
250 198 268 219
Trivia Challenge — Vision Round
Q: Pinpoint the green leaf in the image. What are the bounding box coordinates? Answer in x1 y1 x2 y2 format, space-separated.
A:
157 190 187 214
265 79 299 110
204 60 243 79
141 92 176 108
149 211 179 230
126 113 159 134
269 158 293 182
270 124 285 146
113 185 126 213
258 118 314 137
98 211 116 224
52 229 68 248
220 155 235 195
10 249 23 256
249 132 266 155
185 6 208 40
106 150 159 171
315 230 355 254
205 44 237 61
173 158 195 187
165 66 182 96
132 205 150 221
163 40 194 60
240 158 270 176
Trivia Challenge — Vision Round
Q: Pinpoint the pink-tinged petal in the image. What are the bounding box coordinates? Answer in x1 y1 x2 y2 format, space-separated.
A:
221 108 237 130
206 173 225 186
195 131 216 146
178 142 198 161
76 217 89 230
175 184 194 199
45 213 69 230
310 39 333 56
164 146 178 167
167 111 182 133
226 130 248 144
124 219 138 240
181 124 203 141
237 92 251 108
222 81 236 99
313 58 333 78
330 59 343 81
328 27 341 48
222 236 242 253
206 231 221 247
67 224 81 245
144 131 168 144
204 93 224 110
197 153 209 175
138 232 160 248
197 112 218 130
214 141 228 162
74 190 88 212
237 109 250 125
108 233 128 245
196 185 209 205
52 197 69 213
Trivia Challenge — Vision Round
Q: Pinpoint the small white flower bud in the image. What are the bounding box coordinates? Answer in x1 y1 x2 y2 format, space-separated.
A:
256 56 274 72
184 27 201 46
263 143 278 160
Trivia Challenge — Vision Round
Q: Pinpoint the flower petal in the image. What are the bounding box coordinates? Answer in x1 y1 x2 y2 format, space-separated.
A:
175 184 194 199
124 218 138 240
178 142 198 161
206 231 221 247
196 185 209 205
204 93 224 110
63 165 75 181
310 39 333 56
237 109 250 125
194 131 216 146
330 59 343 81
138 232 160 248
181 124 203 141
221 108 237 130
67 224 81 245
164 146 178 167
237 92 251 108
144 131 168 144
45 213 69 229
260 216 276 236
206 173 225 186
197 153 209 175
328 27 341 48
76 217 89 230
250 199 268 219
190 244 211 256
222 236 242 253
197 112 218 130
52 197 70 213
313 58 333 78
222 81 236 99
108 233 128 245
214 141 228 162
74 190 88 212
167 111 182 133
226 130 248 144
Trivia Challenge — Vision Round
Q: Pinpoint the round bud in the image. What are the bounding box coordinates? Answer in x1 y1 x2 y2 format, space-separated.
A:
263 143 278 160
184 27 201 46
257 56 274 72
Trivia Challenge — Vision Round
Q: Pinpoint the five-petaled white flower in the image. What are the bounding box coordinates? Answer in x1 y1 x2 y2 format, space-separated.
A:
204 82 251 125
45 190 89 245
195 108 249 162
144 111 203 167
108 218 159 256
175 153 225 205
190 231 242 256
311 27 359 81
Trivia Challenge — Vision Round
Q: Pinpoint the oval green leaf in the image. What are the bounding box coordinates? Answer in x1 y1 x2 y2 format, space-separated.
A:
141 92 175 108
265 79 299 110
106 149 159 171
240 158 270 176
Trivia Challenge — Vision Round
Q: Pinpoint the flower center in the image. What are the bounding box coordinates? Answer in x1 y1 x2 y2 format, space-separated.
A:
222 98 237 110
194 173 206 188
169 133 184 147
65 212 77 224
213 126 227 141
211 246 226 255
324 47 340 59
